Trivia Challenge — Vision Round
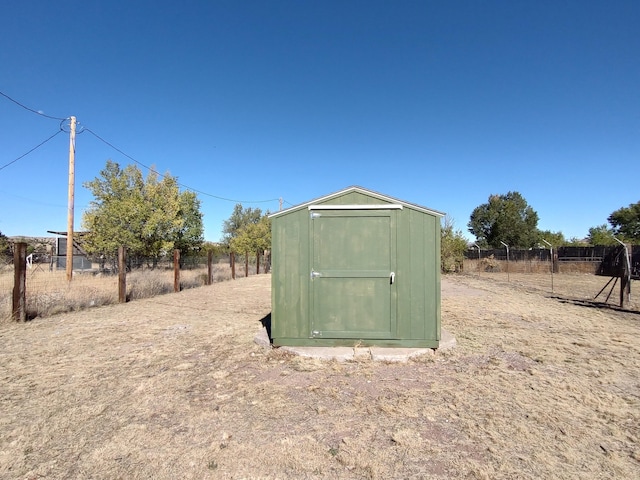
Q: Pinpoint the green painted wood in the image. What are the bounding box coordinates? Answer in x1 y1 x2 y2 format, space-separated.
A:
310 209 396 338
271 337 440 348
271 207 309 339
270 187 442 348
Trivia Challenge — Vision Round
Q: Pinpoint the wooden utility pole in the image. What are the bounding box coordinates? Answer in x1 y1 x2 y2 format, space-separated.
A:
66 116 76 282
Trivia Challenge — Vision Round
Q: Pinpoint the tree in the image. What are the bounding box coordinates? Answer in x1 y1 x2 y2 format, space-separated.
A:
229 216 271 256
0 230 10 260
82 161 204 260
587 224 617 246
608 201 640 242
222 204 264 246
537 230 566 247
440 216 468 273
229 215 271 275
174 190 205 255
468 192 539 248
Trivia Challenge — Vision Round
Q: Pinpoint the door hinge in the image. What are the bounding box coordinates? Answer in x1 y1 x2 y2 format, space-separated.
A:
310 212 321 219
311 270 322 279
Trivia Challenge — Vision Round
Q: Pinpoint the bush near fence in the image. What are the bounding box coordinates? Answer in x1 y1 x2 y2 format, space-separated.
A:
1 249 270 322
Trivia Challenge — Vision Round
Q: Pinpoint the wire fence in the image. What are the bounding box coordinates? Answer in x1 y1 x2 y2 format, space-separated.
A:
1 249 270 321
463 245 640 277
461 245 639 311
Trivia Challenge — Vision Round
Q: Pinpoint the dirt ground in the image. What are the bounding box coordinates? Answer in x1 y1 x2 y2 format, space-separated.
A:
1 273 638 479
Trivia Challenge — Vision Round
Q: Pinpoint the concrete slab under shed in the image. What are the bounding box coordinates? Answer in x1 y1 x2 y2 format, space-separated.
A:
254 327 456 362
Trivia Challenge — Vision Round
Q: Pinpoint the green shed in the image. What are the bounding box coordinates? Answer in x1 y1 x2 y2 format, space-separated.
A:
269 186 444 348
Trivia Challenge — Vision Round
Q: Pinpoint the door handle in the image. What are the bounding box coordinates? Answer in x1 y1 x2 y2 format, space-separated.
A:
390 272 395 284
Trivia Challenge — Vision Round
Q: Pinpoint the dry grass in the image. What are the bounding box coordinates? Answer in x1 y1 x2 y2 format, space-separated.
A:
464 258 601 275
0 263 236 321
0 273 638 479
462 270 640 311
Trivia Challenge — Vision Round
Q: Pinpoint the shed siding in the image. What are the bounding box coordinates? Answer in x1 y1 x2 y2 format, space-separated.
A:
321 191 394 206
271 206 309 339
271 187 442 348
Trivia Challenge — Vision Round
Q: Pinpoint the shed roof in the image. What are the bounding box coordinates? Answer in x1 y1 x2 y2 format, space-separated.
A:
269 186 445 219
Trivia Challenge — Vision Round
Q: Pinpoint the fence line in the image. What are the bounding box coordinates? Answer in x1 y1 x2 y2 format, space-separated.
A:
2 245 270 322
464 245 639 278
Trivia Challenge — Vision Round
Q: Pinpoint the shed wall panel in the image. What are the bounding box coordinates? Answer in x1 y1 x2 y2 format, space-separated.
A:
272 207 310 339
270 187 442 348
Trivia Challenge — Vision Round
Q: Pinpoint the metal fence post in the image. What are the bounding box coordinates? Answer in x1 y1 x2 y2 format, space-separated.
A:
542 239 554 293
500 241 510 281
474 243 481 276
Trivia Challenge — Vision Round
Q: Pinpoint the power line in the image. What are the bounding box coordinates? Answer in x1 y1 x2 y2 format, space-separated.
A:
0 91 67 121
0 129 64 172
83 127 280 204
1 90 280 205
0 189 82 209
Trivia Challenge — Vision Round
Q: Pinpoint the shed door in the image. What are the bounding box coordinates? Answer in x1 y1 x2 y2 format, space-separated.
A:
310 209 397 339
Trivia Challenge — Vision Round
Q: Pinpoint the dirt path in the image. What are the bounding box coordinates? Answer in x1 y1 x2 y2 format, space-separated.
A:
1 274 638 479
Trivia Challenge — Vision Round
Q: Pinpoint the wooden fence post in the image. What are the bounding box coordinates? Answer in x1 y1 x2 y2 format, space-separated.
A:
245 253 249 277
174 249 180 292
12 242 27 322
207 251 213 285
256 250 261 275
231 252 235 280
118 246 126 303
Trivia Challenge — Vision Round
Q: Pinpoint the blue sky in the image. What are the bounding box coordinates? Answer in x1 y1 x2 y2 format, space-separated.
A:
1 1 638 242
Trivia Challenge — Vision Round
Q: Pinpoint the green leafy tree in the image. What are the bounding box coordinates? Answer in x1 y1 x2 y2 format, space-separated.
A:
468 192 539 248
174 190 205 255
440 216 468 273
82 161 204 260
0 230 10 259
222 204 263 246
587 224 617 246
608 201 640 242
229 216 271 256
537 230 566 247
229 215 271 275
